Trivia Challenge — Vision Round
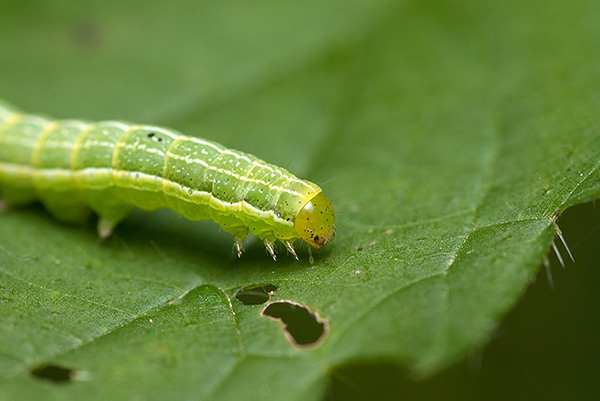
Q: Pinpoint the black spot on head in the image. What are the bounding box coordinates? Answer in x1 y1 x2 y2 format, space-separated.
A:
314 235 319 242
158 138 163 142
147 133 155 138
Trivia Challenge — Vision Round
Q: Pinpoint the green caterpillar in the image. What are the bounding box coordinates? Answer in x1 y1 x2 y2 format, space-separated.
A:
0 100 335 260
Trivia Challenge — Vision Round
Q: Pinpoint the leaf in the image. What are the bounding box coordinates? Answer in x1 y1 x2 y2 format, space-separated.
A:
1 0 599 400
329 201 600 399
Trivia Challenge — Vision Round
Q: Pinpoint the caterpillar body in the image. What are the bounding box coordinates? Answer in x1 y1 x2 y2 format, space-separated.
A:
0 100 335 260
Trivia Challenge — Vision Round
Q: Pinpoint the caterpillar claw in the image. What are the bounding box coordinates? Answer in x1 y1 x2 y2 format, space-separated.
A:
233 236 244 258
284 240 299 261
263 238 277 261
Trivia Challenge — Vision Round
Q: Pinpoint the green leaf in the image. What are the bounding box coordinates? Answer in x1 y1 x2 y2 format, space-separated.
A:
1 0 599 400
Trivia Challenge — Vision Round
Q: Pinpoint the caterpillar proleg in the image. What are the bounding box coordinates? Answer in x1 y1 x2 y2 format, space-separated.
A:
0 100 335 260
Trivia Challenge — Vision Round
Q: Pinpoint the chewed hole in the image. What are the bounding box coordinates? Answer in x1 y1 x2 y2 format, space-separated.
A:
261 300 328 348
235 284 277 305
30 364 75 384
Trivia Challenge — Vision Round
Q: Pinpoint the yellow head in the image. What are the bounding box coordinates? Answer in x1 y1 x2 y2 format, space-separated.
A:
294 192 335 249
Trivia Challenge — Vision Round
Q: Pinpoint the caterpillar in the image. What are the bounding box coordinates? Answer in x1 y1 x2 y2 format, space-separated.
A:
0 100 335 260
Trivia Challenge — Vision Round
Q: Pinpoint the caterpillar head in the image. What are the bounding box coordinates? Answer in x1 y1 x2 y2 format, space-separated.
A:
294 192 335 249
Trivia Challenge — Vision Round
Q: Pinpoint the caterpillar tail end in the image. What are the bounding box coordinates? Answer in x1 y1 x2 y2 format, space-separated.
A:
284 240 299 261
263 238 277 261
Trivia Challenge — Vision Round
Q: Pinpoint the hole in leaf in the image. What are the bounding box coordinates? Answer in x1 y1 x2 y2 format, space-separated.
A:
261 300 328 348
30 364 75 384
235 284 277 305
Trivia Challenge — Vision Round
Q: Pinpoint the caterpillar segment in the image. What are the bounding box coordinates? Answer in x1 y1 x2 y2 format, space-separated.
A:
0 100 335 260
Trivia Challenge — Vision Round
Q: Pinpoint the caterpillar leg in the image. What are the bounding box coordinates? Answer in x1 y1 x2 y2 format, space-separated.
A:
284 240 299 261
95 207 134 238
97 216 120 238
210 213 249 258
97 218 114 239
78 186 134 238
232 232 247 258
263 236 277 261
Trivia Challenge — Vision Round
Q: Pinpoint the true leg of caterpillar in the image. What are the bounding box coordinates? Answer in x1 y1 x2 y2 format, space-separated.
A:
284 240 299 261
233 234 245 258
263 236 277 261
211 214 250 258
